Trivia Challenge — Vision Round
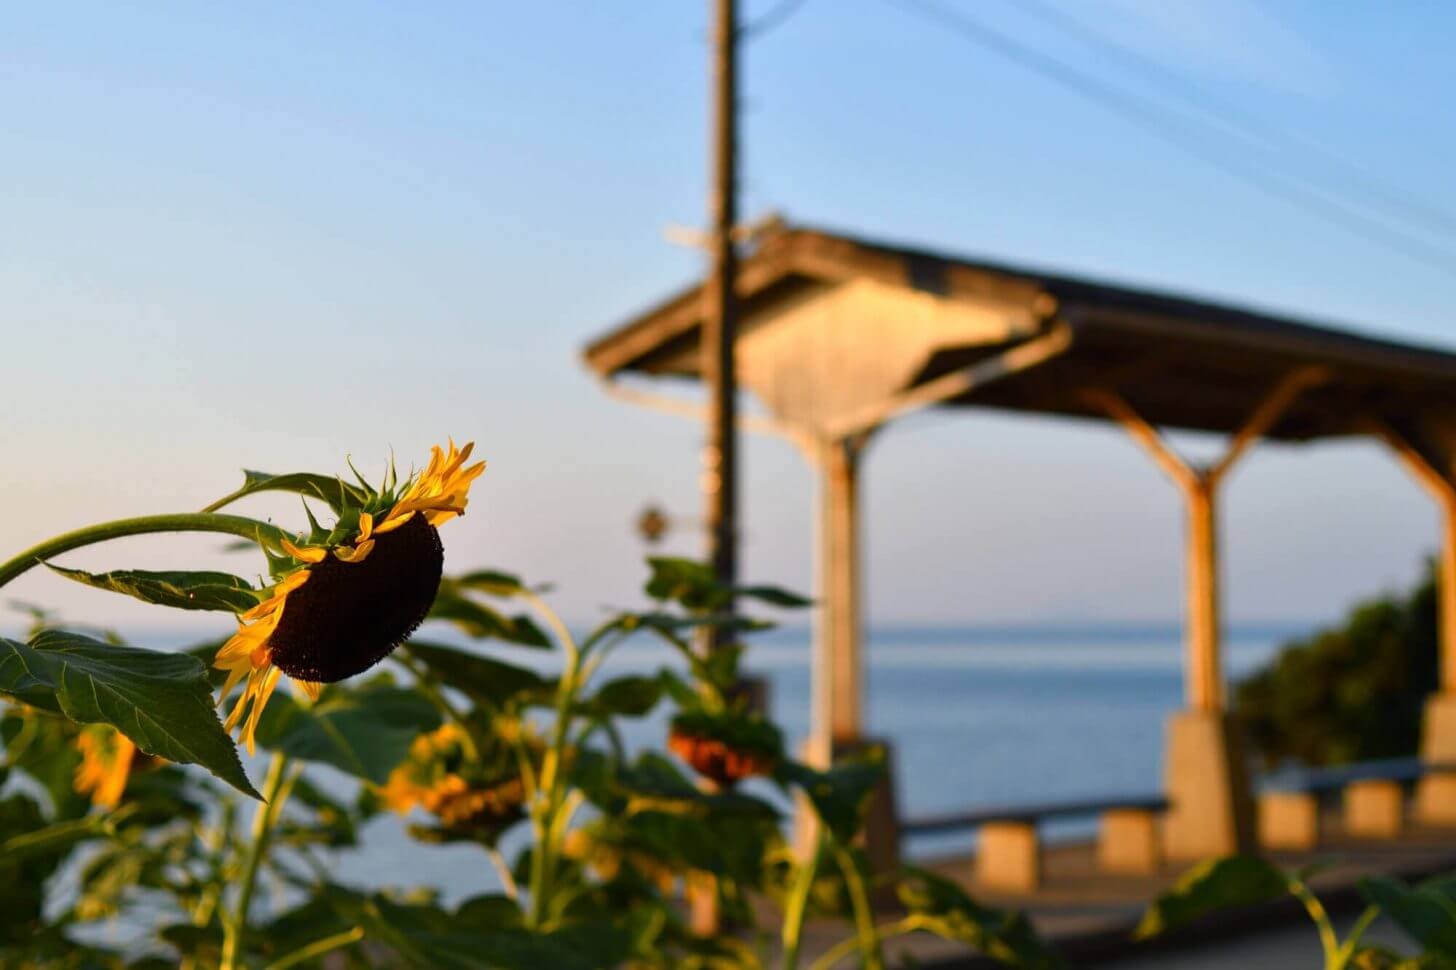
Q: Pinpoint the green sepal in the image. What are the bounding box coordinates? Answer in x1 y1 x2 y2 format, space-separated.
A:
211 470 369 514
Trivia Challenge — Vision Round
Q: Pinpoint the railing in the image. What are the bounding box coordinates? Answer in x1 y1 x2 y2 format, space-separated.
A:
902 793 1168 837
898 757 1456 891
1260 756 1455 795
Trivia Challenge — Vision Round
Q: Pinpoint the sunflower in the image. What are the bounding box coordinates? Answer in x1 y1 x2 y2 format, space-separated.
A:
74 724 161 808
667 709 782 788
381 723 524 837
216 440 485 753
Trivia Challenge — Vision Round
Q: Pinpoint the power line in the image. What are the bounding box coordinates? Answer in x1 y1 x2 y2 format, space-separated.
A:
739 0 810 41
1011 0 1456 241
880 0 1456 279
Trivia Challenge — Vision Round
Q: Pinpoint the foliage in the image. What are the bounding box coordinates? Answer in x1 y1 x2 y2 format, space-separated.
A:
1233 563 1438 767
1137 855 1455 970
0 446 1062 969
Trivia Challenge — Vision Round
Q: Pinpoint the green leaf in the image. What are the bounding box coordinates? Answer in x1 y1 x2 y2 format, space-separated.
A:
213 470 368 513
253 682 441 784
775 750 886 844
736 584 813 608
429 587 552 649
580 675 664 718
1361 876 1456 958
455 895 526 930
1136 856 1289 939
44 564 263 613
402 640 547 709
899 867 1065 969
453 570 533 597
0 630 259 799
644 557 731 611
331 891 606 970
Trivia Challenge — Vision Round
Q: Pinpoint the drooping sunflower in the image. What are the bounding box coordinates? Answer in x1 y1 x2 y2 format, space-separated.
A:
74 724 161 808
216 440 485 752
667 709 782 788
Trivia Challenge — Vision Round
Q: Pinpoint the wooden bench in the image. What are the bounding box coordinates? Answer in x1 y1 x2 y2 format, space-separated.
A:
1257 757 1456 850
902 794 1169 893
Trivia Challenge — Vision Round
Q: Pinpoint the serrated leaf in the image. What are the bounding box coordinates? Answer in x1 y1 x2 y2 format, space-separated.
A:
45 564 263 613
0 631 259 799
1136 856 1289 939
402 641 546 709
253 683 441 784
215 470 369 513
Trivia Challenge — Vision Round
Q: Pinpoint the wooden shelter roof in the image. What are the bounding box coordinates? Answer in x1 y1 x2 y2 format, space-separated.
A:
582 224 1456 440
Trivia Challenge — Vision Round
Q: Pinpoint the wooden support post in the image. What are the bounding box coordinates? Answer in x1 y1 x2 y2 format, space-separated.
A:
1367 418 1456 804
810 435 866 764
1084 369 1325 858
1186 478 1221 712
798 433 902 874
1368 419 1456 696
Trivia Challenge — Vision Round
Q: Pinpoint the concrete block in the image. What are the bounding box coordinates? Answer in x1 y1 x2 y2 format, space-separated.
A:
1099 808 1160 874
1416 771 1456 827
1258 791 1320 851
1423 693 1456 763
1345 779 1404 838
978 821 1040 893
1163 710 1257 860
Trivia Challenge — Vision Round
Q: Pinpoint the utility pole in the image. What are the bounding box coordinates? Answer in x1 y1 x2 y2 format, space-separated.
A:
702 0 739 635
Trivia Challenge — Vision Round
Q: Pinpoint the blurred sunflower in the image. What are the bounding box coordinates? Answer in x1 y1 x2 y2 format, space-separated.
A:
667 710 781 788
216 440 485 752
381 723 524 838
74 725 161 808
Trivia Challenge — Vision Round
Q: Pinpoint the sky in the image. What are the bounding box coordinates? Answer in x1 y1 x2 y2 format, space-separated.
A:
3 0 1456 638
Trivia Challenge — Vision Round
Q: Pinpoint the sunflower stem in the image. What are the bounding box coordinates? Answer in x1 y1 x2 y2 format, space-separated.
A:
221 753 292 970
0 513 293 590
522 589 584 930
394 651 482 761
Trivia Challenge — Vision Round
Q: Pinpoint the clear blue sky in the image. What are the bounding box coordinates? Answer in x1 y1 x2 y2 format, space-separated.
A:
3 0 1455 635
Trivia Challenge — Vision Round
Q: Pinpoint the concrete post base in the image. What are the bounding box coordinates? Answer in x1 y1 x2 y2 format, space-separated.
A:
795 736 901 878
1162 709 1256 860
1422 693 1456 762
1416 773 1456 826
1099 808 1161 874
1258 792 1320 851
1345 779 1404 838
978 821 1040 892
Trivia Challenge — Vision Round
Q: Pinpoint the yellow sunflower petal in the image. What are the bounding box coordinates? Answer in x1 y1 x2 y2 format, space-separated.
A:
356 512 374 542
293 678 323 701
239 666 283 756
280 538 328 563
372 510 415 534
74 729 136 809
333 539 375 563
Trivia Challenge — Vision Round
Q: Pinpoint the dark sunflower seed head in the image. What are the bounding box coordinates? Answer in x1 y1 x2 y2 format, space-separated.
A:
268 513 444 683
